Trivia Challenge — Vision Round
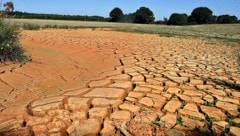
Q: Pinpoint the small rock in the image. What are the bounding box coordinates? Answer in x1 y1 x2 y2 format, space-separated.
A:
139 97 154 107
134 86 151 93
183 103 198 112
190 79 203 85
164 99 182 113
101 119 115 136
213 95 240 105
66 97 90 111
200 105 226 120
208 89 227 96
230 127 240 136
179 109 205 121
110 110 131 121
32 125 48 135
88 79 112 88
128 91 145 99
132 75 145 82
181 116 205 129
203 95 214 103
166 87 181 94
84 88 126 99
231 91 240 98
119 103 140 113
75 119 101 136
109 82 132 92
66 125 76 136
216 101 239 116
160 114 176 128
212 121 229 135
108 74 131 81
232 118 240 125
92 98 122 108
63 88 90 96
89 108 109 119
134 111 158 123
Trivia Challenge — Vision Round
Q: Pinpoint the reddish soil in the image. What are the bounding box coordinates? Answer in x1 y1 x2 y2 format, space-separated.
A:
0 28 240 135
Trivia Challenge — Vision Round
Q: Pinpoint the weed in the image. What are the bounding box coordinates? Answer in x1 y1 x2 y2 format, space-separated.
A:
215 85 224 90
162 109 166 114
222 128 230 135
226 112 234 125
0 19 30 62
206 116 214 127
22 23 41 30
168 94 175 101
151 121 165 127
176 116 182 125
204 101 214 107
181 101 186 108
189 115 198 120
193 128 214 136
204 90 211 95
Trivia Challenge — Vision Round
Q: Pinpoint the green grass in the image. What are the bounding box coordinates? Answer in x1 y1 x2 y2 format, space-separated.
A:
8 18 240 45
22 23 41 30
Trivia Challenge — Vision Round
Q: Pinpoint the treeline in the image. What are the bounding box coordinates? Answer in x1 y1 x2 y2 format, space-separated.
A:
13 11 109 22
167 7 239 25
109 7 154 24
11 7 240 25
109 7 240 25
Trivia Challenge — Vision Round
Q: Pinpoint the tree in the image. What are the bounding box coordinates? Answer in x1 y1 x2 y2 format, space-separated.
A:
211 15 217 24
189 7 212 24
168 13 188 25
217 15 238 24
134 7 155 24
121 13 136 23
109 7 123 22
4 1 14 17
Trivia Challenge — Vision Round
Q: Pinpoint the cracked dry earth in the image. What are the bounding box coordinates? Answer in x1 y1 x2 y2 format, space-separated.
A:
0 29 240 136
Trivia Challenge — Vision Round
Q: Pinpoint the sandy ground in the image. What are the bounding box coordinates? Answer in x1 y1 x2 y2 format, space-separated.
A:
0 28 240 135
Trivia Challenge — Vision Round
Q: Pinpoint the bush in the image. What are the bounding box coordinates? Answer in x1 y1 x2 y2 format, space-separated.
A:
168 13 188 25
0 19 29 62
22 23 41 30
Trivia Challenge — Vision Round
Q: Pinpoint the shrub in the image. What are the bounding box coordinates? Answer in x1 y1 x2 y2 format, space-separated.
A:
22 23 41 30
0 19 29 62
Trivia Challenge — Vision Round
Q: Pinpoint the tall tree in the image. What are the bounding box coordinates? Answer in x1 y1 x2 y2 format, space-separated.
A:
121 13 136 23
4 1 14 17
217 15 238 24
134 7 155 24
168 13 188 25
109 7 123 22
189 7 212 24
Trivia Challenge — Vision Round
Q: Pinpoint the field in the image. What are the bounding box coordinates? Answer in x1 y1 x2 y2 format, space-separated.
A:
0 19 240 135
10 18 240 44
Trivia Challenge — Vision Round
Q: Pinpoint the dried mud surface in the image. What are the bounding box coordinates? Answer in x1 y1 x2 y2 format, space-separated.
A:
0 28 240 135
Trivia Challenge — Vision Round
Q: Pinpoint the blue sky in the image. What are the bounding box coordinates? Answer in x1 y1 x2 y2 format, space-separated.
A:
3 0 240 20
